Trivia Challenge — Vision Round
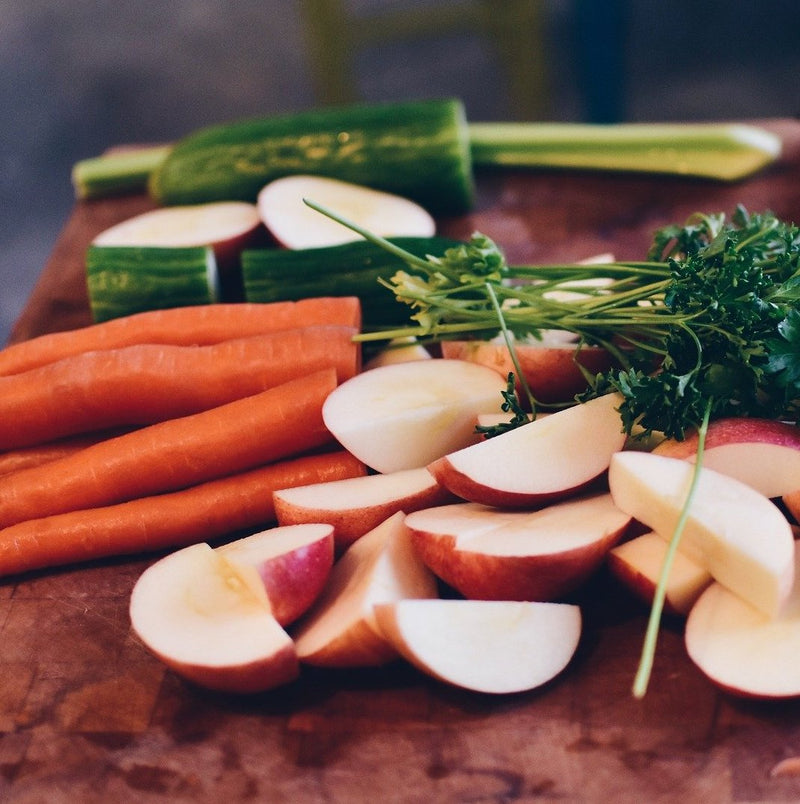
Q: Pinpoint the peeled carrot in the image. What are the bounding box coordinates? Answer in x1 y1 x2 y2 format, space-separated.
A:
0 326 359 449
0 431 131 476
0 450 365 577
0 297 362 376
0 369 338 530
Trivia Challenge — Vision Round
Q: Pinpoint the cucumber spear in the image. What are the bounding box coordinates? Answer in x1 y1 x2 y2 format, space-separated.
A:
72 98 782 213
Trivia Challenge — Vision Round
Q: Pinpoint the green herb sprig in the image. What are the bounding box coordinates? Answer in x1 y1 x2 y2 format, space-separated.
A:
305 199 799 440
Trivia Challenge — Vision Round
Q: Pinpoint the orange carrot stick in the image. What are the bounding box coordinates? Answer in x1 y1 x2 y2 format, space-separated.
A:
0 297 362 376
0 325 359 449
0 450 365 577
0 369 338 529
0 431 132 476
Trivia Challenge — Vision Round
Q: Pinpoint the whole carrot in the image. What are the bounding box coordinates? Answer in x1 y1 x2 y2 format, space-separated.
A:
0 297 361 375
0 369 338 529
0 325 359 449
0 450 365 577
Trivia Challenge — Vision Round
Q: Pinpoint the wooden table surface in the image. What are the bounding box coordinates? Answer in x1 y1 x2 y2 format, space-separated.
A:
3 121 800 803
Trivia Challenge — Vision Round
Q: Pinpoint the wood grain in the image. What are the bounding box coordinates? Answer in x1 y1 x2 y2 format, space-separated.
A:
2 121 800 803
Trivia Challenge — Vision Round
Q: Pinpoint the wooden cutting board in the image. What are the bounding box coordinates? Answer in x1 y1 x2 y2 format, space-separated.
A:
2 121 800 803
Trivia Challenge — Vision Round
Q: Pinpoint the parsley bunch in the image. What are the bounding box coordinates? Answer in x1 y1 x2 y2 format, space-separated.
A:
328 202 799 440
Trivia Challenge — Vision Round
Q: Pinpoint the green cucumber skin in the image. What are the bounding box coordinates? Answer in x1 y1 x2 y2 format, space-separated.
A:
86 245 219 323
242 236 462 327
149 98 474 216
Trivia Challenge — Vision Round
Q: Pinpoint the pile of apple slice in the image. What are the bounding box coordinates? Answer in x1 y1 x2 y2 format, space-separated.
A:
130 358 800 699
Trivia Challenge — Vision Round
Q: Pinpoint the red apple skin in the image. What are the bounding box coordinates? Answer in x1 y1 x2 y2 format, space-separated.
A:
410 520 629 602
248 534 334 627
274 484 458 551
426 456 605 509
605 548 708 617
653 417 800 498
149 640 299 695
440 340 612 405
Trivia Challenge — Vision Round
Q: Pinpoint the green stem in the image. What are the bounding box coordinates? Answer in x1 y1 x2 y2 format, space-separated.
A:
631 399 713 699
71 145 173 199
467 121 782 181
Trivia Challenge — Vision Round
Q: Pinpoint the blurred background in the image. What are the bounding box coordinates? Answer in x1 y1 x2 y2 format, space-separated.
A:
2 0 799 343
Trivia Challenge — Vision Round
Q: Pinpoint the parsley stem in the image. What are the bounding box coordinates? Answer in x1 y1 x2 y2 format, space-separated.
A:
631 399 712 699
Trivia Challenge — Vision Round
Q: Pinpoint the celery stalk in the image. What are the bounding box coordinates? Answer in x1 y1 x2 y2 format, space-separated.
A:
72 145 172 200
70 116 782 201
468 121 782 181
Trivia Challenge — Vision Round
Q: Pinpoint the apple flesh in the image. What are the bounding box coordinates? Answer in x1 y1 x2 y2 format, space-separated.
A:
216 523 335 626
292 511 439 668
427 392 627 508
92 201 264 278
321 359 507 473
129 542 298 694
685 544 800 699
440 337 611 405
606 531 713 616
608 451 795 617
273 467 457 551
407 493 631 601
374 599 582 694
257 174 436 249
363 338 432 370
652 417 800 498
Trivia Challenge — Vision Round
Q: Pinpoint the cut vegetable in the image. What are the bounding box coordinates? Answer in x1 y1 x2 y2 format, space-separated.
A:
273 466 456 550
257 175 435 249
242 236 460 327
440 337 612 405
86 244 219 322
428 393 626 508
406 493 631 602
607 531 713 617
374 599 582 694
321 359 507 473
685 544 800 699
292 512 438 668
149 98 475 215
129 541 299 694
216 524 335 627
608 451 795 617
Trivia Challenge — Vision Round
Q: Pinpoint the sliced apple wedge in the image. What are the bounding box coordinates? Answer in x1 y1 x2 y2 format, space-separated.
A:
653 417 800 498
608 451 795 617
685 544 800 699
129 542 298 694
373 599 582 694
607 531 713 616
322 359 507 473
428 392 626 508
407 493 631 601
257 174 435 249
216 523 334 626
440 337 612 405
273 467 456 551
292 511 439 668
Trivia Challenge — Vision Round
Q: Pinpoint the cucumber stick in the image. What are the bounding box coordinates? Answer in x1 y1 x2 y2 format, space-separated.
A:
150 99 474 216
242 236 462 327
86 245 219 322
